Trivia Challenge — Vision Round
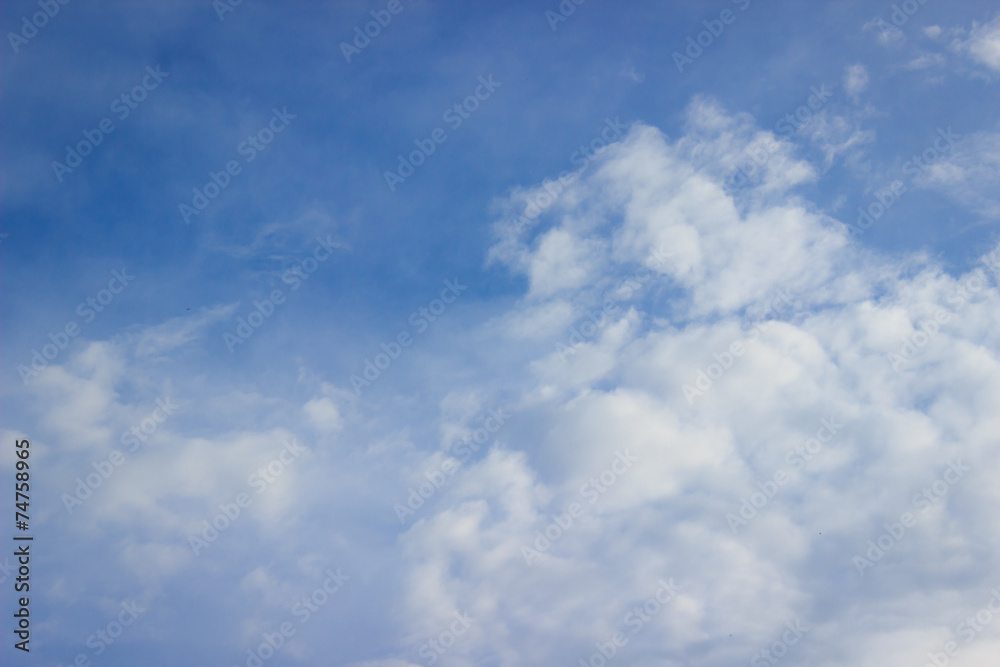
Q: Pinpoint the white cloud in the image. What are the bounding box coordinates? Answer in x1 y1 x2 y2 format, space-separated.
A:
845 64 870 97
903 52 946 70
303 396 342 432
620 62 646 83
378 104 1000 665
803 112 876 170
493 112 848 320
527 227 606 299
952 15 1000 72
132 303 238 356
864 18 906 47
29 341 125 448
917 126 1000 218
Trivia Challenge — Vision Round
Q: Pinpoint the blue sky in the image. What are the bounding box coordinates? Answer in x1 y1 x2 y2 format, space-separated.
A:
3 1 1000 665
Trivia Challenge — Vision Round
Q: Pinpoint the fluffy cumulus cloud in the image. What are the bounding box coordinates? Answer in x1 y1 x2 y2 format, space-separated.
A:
13 102 1000 666
386 103 1000 666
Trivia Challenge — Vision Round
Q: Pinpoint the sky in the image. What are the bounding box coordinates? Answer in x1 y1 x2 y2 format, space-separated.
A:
2 0 1000 665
